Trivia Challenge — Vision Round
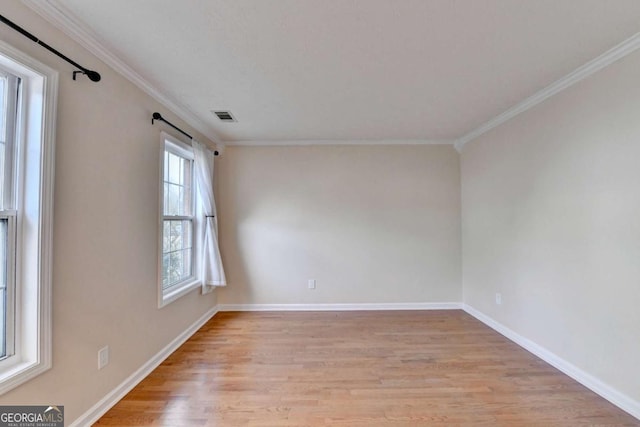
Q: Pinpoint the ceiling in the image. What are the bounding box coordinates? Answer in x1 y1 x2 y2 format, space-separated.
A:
40 1 640 144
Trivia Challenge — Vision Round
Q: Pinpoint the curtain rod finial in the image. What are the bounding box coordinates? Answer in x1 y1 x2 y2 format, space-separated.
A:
85 70 101 82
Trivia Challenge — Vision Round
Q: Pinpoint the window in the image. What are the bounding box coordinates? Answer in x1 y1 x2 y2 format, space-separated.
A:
158 133 201 306
0 41 56 394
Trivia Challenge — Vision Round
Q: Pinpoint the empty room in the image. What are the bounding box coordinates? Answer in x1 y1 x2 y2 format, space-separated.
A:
0 0 639 426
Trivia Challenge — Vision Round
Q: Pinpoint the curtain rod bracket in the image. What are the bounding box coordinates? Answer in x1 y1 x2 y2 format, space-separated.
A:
73 70 101 82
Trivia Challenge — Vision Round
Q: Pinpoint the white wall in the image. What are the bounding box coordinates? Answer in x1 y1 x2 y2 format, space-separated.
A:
461 51 640 404
0 2 217 423
217 144 461 305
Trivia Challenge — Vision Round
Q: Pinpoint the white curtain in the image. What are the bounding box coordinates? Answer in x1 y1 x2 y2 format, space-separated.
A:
192 140 226 292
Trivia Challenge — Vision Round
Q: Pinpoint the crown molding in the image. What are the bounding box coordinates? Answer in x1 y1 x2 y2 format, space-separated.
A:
455 31 640 152
226 139 455 147
20 0 224 144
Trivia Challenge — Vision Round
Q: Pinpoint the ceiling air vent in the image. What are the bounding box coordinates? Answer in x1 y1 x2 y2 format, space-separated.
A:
212 110 236 122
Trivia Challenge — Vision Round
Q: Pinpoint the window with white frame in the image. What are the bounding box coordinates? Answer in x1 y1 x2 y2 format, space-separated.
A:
159 133 201 306
0 41 56 394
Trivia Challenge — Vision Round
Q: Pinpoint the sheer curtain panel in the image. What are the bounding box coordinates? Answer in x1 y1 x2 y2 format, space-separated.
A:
192 140 226 292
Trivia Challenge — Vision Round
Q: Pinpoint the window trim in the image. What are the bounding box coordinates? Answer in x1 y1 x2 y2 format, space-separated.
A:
158 132 201 308
0 41 57 395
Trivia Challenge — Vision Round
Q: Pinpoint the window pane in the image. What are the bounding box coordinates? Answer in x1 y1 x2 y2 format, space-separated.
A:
0 76 6 139
163 182 168 214
183 160 192 215
162 221 170 253
169 250 182 286
183 219 192 248
182 248 192 278
0 146 4 209
161 219 193 289
168 152 181 184
0 218 7 358
165 151 172 184
170 220 182 252
162 253 170 288
0 76 6 208
178 186 184 216
165 183 182 216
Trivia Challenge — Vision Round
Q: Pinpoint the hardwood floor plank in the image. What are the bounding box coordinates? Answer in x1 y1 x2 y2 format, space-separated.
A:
95 311 639 426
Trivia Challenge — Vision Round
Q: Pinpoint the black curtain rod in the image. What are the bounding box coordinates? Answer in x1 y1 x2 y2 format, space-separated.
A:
0 14 101 82
152 112 219 156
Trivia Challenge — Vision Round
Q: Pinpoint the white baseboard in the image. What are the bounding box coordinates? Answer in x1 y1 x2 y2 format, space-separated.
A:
217 302 462 311
70 306 219 427
462 304 640 421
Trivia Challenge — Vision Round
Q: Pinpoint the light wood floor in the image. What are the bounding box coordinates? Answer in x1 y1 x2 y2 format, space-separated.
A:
95 311 639 426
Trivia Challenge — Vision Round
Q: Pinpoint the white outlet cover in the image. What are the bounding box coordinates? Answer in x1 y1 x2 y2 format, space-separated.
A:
98 346 109 370
495 293 502 305
308 279 316 289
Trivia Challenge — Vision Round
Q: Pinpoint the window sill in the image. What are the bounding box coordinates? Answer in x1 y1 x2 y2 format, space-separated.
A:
0 357 51 395
159 278 201 308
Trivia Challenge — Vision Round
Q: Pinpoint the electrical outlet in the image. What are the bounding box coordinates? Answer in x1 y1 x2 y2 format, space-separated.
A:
495 293 502 305
98 346 109 370
308 279 316 290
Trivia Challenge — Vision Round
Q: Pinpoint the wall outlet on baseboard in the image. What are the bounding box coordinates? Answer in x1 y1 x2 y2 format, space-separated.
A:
495 293 502 305
308 279 316 290
98 346 109 370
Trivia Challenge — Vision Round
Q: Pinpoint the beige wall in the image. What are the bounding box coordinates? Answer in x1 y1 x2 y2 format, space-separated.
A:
461 51 640 402
217 144 461 305
7 0 639 421
0 2 217 422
